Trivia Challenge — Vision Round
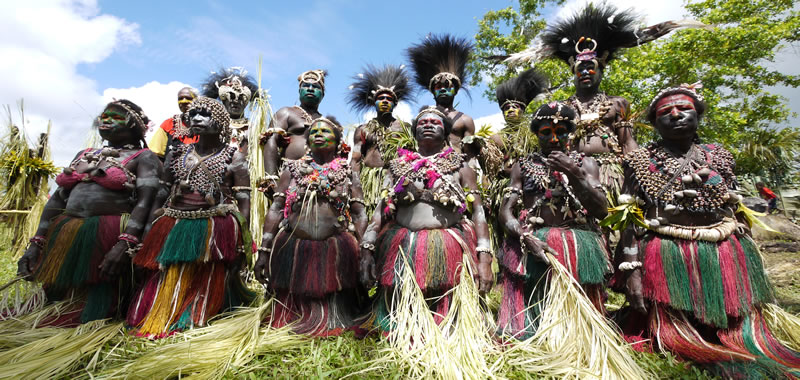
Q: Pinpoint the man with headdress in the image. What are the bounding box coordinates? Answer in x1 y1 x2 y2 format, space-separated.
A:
348 64 413 215
202 67 259 151
262 69 327 191
536 3 702 204
407 35 475 154
611 84 800 376
149 87 198 160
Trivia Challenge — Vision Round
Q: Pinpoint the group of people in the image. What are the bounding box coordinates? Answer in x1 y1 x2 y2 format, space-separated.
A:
12 3 800 377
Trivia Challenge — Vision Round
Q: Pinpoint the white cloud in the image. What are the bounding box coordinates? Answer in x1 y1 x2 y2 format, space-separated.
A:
0 0 140 166
361 102 414 125
474 112 506 133
103 81 194 141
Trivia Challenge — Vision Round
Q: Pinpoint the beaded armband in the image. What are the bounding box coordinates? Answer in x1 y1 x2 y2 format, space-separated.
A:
475 246 493 257
273 192 286 198
503 187 523 198
29 236 46 249
361 242 376 251
618 261 643 271
232 186 252 192
349 197 365 206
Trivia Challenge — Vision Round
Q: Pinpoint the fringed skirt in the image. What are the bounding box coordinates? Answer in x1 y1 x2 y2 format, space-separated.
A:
620 232 800 376
497 226 610 339
359 166 386 217
373 219 478 332
126 211 254 338
33 214 131 326
592 153 623 206
266 229 365 336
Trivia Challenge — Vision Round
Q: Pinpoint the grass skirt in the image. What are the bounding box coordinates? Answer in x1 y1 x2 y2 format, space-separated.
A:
617 231 800 376
126 212 254 338
266 229 365 336
359 166 385 218
372 219 477 332
496 226 610 339
592 153 623 206
32 214 130 326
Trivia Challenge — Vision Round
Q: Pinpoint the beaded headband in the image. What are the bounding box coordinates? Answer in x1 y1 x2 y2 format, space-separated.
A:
109 100 148 134
647 82 705 113
309 117 343 133
298 69 326 90
428 72 461 92
532 102 575 124
415 106 448 121
501 99 528 111
187 96 232 144
370 85 397 103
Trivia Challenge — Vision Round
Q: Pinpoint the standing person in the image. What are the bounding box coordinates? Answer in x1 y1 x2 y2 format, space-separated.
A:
496 102 610 339
756 181 779 213
348 64 413 216
359 106 493 332
407 35 475 154
614 85 800 376
126 96 253 338
17 100 162 326
202 67 259 151
254 116 368 336
149 87 198 159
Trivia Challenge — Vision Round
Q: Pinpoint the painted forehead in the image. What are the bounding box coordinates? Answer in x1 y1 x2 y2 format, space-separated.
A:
310 121 336 131
418 112 444 121
656 94 696 111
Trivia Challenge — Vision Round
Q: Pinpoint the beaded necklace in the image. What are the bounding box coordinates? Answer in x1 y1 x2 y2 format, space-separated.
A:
518 151 588 226
229 118 248 146
285 155 354 227
172 144 236 197
568 93 621 154
385 147 467 214
293 106 313 125
67 147 139 189
626 142 737 213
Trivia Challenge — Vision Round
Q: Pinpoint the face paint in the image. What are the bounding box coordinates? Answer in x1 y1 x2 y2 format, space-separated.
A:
415 113 446 141
299 82 324 105
537 122 571 152
574 61 601 89
188 108 217 136
98 109 127 131
433 82 456 99
308 122 337 149
654 94 699 141
655 94 696 118
502 103 523 121
375 93 396 113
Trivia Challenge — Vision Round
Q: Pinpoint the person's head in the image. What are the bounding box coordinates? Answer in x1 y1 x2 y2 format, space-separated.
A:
646 84 706 143
430 73 460 102
177 87 197 113
98 99 149 146
496 68 548 123
501 101 526 122
347 64 410 117
298 69 326 107
304 116 343 154
412 106 453 144
756 181 766 189
201 68 257 119
374 91 397 114
530 102 577 154
407 34 472 104
186 96 231 144
573 59 603 91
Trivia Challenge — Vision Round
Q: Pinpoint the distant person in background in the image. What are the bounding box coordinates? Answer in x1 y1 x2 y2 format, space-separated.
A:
149 87 198 159
757 181 779 213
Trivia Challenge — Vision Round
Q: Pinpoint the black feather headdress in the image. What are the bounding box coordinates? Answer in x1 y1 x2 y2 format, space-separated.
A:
201 67 259 101
496 68 549 109
347 64 411 114
407 34 472 93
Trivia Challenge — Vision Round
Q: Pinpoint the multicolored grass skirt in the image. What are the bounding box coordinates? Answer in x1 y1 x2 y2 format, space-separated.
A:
266 229 365 336
359 166 386 218
620 232 800 376
496 226 610 339
33 214 130 326
126 211 254 339
373 219 477 332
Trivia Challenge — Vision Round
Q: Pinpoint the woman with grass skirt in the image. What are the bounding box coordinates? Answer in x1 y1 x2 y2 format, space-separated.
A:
253 116 369 336
16 100 162 326
496 102 610 339
359 106 493 332
126 96 254 338
613 84 800 377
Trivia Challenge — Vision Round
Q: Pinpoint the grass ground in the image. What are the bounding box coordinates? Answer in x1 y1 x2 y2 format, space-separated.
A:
1 241 798 379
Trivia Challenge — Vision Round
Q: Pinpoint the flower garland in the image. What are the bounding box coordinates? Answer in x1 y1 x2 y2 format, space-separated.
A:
284 155 354 230
384 147 467 215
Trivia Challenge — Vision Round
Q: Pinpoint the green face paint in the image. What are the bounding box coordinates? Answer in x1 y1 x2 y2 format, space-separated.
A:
299 82 324 105
308 122 337 149
99 109 127 129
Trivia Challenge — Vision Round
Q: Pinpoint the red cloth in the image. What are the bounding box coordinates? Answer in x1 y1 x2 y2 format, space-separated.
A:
759 186 777 200
160 117 198 144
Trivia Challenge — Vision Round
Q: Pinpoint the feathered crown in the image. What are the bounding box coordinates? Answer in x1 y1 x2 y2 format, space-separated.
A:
201 67 258 101
407 34 472 93
347 64 411 114
496 68 549 110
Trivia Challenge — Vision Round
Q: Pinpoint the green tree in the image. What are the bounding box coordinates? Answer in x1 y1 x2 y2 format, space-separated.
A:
470 0 800 178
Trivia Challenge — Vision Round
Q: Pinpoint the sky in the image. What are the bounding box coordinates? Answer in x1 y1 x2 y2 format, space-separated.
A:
1 0 798 167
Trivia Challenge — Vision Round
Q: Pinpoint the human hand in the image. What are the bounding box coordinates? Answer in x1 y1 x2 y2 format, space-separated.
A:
547 151 580 177
359 249 377 288
477 260 494 295
522 233 549 264
17 245 41 280
99 242 130 281
625 269 647 314
254 253 269 284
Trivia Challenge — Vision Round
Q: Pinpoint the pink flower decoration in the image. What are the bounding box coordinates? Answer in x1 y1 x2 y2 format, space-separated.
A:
413 158 429 171
394 177 406 193
425 169 441 189
545 189 552 199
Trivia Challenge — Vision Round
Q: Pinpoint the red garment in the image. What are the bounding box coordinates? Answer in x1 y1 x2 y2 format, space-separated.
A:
160 116 197 144
759 186 777 200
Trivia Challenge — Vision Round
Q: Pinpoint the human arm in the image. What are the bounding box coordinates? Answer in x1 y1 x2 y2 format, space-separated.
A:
609 97 638 154
350 170 368 240
17 187 69 280
253 169 291 284
498 163 548 263
459 164 493 294
350 125 364 174
263 109 290 178
229 150 251 226
547 152 608 219
359 175 390 287
615 165 646 314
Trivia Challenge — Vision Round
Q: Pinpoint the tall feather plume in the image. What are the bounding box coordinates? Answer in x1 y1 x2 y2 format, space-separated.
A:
347 64 412 114
407 34 473 92
495 68 549 108
201 67 259 101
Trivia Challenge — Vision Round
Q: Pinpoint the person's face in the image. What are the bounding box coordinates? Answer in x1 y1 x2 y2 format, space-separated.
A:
502 102 524 122
433 81 457 100
299 81 324 106
188 108 218 136
375 93 396 113
536 121 572 153
219 83 248 118
308 122 338 151
415 113 446 142
98 105 136 142
574 61 602 90
177 89 194 113
653 94 699 142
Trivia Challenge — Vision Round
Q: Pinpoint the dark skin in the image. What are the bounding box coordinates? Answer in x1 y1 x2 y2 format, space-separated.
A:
253 123 368 284
17 105 163 280
264 81 324 179
499 121 607 263
359 113 493 294
572 61 637 155
431 82 475 153
488 102 527 176
177 88 194 114
351 92 406 172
